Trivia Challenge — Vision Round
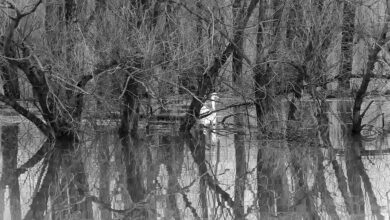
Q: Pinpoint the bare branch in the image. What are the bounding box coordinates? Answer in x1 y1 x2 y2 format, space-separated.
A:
360 100 374 120
180 0 260 132
171 0 252 65
77 60 119 88
351 0 390 134
180 192 201 219
15 138 52 176
0 93 51 136
87 195 149 217
199 102 254 119
184 133 235 208
0 0 19 19
20 0 42 18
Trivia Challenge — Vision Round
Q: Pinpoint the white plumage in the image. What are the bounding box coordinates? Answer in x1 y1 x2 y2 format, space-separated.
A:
200 93 218 126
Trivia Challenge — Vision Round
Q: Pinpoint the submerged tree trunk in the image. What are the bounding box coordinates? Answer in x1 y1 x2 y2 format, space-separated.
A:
345 136 365 219
195 131 208 219
117 65 147 219
316 153 339 219
0 186 3 220
351 136 384 220
22 132 92 220
254 0 290 217
161 135 184 220
184 133 235 210
1 125 21 220
24 150 57 220
97 128 112 220
0 10 23 220
257 146 288 218
199 173 208 219
315 102 339 219
60 149 92 219
233 128 246 219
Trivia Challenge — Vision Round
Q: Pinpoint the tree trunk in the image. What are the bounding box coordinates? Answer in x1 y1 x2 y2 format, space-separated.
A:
351 42 384 133
117 69 146 212
329 102 354 215
184 133 235 209
351 2 389 134
199 175 208 219
45 0 65 57
195 131 208 219
351 136 384 220
97 129 112 220
315 102 340 219
339 1 356 90
161 135 184 220
1 125 21 220
232 0 247 218
24 136 92 220
257 146 288 217
0 187 3 220
254 0 290 217
345 137 365 219
24 150 57 220
1 18 21 100
331 159 353 213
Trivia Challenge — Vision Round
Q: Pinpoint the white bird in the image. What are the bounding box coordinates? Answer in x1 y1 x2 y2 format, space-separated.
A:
199 93 218 144
200 92 218 126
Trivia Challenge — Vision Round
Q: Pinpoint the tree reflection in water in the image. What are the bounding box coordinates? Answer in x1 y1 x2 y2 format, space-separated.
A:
1 100 390 219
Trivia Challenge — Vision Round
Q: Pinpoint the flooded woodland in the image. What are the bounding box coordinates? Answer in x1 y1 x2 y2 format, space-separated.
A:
3 98 390 219
1 0 390 219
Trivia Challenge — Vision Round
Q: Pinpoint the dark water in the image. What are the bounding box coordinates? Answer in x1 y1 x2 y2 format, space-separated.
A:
2 99 390 219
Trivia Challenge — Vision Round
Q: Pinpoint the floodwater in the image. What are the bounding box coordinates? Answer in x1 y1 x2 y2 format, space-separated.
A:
1 98 390 219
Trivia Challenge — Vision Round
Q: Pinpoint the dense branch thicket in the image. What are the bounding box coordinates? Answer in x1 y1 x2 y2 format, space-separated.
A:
0 0 389 219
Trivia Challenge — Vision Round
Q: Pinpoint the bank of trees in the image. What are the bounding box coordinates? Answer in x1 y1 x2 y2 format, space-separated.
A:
0 0 389 219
